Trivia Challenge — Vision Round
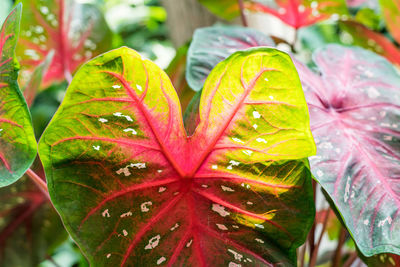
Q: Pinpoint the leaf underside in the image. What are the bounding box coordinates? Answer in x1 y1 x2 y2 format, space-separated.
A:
296 44 400 256
39 47 316 266
16 0 112 88
0 4 36 187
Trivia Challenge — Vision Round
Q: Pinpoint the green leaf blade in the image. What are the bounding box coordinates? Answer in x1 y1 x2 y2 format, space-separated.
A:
0 4 36 187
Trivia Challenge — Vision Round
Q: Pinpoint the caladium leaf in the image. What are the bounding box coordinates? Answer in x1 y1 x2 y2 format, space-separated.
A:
379 0 400 44
296 44 400 256
0 175 67 265
247 0 349 29
16 0 112 88
198 0 348 28
39 46 316 265
363 253 400 266
186 26 275 92
0 4 36 187
339 20 400 65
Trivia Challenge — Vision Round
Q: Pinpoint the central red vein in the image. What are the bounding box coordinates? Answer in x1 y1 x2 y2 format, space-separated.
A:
103 71 186 178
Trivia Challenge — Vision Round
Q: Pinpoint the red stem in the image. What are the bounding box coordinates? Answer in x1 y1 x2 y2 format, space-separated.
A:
25 169 50 200
238 0 248 27
332 227 347 267
309 209 330 267
308 180 317 260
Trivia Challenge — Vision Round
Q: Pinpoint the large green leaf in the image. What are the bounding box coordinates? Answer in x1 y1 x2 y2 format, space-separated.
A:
0 4 36 187
39 47 316 266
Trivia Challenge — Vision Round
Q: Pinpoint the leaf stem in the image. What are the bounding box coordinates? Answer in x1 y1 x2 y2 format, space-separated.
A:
308 179 317 261
309 209 330 267
342 251 358 267
332 226 347 267
26 168 50 200
238 0 248 27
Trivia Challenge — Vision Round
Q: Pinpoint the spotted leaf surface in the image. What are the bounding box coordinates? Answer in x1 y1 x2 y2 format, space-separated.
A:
186 26 275 92
379 0 400 44
247 0 348 28
339 20 400 65
16 0 112 88
0 4 36 187
39 47 316 266
0 175 67 265
296 44 400 256
198 0 348 29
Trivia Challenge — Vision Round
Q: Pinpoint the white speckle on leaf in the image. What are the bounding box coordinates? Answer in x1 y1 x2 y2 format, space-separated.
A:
228 249 243 261
221 185 234 192
242 150 253 156
212 164 218 170
212 204 230 217
106 253 111 258
367 87 380 98
120 211 132 218
256 138 267 144
112 85 121 89
311 1 318 8
99 118 108 123
186 239 193 247
122 229 128 236
102 209 110 218
113 112 122 117
252 111 261 119
298 4 305 12
123 128 137 135
255 238 264 243
125 115 133 122
216 223 228 230
145 235 161 250
255 224 264 229
201 184 208 188
40 6 49 14
170 223 179 231
232 225 239 229
316 170 324 177
264 77 269 82
141 201 152 212
158 187 166 193
136 84 142 91
232 137 244 143
230 160 240 166
378 216 392 227
364 219 369 225
253 124 258 129
157 169 163 173
93 145 100 151
344 176 351 203
157 257 166 265
247 201 253 205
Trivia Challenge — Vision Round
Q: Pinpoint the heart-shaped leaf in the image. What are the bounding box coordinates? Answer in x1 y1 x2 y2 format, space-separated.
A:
0 4 36 187
339 20 400 65
186 26 275 92
39 47 316 265
0 175 67 265
296 44 400 256
16 0 112 88
379 0 400 44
